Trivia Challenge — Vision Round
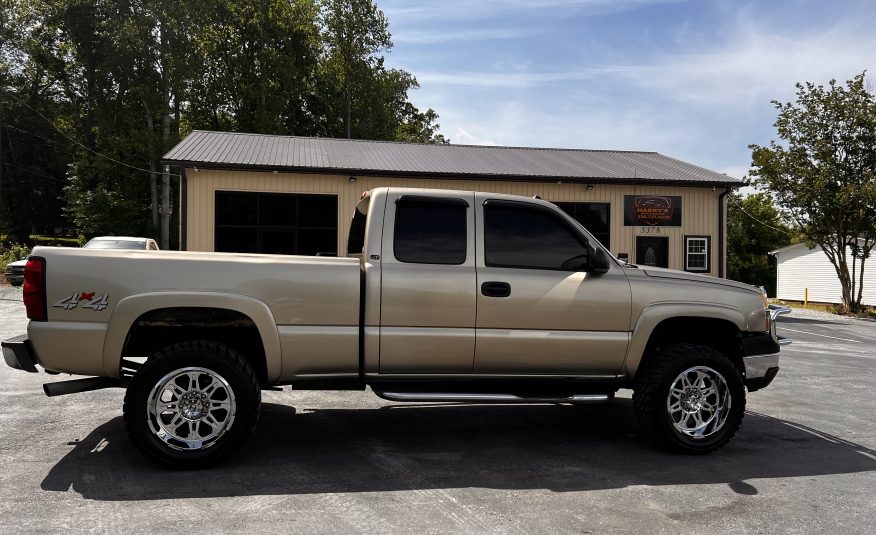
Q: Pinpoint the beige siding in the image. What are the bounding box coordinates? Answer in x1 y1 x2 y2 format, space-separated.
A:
185 169 725 275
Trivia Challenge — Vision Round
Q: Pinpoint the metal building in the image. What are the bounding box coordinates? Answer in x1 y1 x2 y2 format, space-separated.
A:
163 131 741 276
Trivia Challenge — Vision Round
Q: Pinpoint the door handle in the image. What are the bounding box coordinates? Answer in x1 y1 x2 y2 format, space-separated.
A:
481 281 511 298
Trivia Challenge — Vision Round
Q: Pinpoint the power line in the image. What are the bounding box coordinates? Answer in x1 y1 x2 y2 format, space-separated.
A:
730 195 793 235
0 94 180 178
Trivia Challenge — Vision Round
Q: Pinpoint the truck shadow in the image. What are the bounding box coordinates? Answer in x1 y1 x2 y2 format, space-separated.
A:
41 400 876 500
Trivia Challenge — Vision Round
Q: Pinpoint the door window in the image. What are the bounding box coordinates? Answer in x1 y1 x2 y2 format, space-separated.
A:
483 202 589 270
635 236 668 268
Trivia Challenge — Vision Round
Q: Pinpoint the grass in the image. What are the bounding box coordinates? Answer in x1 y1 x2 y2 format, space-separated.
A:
771 299 876 320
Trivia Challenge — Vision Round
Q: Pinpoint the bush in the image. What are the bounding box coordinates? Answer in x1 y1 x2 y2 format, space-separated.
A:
0 243 32 274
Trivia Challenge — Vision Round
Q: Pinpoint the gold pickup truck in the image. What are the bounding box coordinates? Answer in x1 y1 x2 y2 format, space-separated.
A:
2 187 790 467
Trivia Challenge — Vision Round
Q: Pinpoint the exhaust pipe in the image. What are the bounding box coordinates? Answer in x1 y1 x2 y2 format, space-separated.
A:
43 377 124 397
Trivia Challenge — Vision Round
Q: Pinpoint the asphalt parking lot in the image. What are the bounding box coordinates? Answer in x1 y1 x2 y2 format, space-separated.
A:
1 287 874 534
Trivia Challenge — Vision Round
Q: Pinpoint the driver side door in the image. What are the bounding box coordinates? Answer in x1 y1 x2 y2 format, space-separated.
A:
473 197 632 376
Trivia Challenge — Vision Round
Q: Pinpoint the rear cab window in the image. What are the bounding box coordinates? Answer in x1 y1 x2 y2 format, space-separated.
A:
393 196 468 265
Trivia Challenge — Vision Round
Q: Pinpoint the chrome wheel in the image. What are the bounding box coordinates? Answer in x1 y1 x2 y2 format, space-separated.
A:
666 366 731 439
146 367 236 451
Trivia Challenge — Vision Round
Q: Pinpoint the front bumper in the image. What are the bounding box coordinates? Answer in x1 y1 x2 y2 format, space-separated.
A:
740 305 792 392
2 334 39 373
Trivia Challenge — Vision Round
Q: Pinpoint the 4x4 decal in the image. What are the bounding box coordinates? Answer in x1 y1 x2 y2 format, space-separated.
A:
53 292 110 311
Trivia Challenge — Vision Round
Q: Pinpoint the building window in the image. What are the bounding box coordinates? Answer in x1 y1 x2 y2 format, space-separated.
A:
554 202 611 250
393 197 467 265
685 235 711 272
215 191 337 255
484 201 589 270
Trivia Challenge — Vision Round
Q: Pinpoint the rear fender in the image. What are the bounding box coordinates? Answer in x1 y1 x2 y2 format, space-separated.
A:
102 292 281 380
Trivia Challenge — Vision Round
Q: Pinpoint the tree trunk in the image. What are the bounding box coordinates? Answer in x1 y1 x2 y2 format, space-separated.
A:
161 165 170 249
837 255 852 313
145 109 158 229
159 1 171 249
345 80 351 139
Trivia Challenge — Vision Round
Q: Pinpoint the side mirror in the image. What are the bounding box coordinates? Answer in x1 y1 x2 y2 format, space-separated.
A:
589 246 610 275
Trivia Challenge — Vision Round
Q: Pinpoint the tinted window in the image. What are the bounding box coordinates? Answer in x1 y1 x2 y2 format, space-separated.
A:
215 192 337 255
394 200 467 265
555 202 611 250
347 201 368 255
484 203 589 270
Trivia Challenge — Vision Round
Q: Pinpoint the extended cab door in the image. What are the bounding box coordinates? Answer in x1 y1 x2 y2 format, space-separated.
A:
473 196 632 375
378 191 477 373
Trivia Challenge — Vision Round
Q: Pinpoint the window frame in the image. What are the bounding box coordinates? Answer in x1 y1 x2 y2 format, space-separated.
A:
392 195 469 266
684 235 711 273
214 191 338 255
482 199 592 272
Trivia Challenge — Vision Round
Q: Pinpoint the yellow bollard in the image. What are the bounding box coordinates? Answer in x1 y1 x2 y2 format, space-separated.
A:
804 288 808 306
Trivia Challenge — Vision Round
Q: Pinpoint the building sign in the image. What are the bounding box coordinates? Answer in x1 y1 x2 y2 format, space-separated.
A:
623 195 682 227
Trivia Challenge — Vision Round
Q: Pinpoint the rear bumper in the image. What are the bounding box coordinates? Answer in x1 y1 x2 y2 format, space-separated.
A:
2 334 39 373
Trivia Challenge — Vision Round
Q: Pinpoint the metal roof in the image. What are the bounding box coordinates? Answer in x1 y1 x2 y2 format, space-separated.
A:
163 130 742 185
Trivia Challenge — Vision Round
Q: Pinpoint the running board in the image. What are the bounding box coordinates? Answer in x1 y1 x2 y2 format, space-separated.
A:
372 389 611 404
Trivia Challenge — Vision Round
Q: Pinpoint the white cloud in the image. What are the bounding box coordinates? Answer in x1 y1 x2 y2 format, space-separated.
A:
452 128 500 146
399 1 875 176
384 0 688 23
414 67 627 88
393 27 540 45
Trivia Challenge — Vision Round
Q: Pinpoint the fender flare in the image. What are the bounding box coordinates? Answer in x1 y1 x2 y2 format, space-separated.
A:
101 292 282 380
622 303 745 379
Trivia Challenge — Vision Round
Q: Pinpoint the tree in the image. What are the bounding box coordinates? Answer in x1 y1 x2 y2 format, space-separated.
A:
320 0 390 139
750 72 876 312
396 106 450 144
0 0 448 247
727 192 793 296
0 0 71 244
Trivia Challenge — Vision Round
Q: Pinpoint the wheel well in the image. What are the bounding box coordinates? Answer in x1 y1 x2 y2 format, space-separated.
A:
121 307 268 386
639 316 743 375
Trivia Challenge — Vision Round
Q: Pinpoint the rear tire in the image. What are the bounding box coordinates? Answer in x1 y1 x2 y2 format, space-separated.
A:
633 343 745 453
123 340 261 468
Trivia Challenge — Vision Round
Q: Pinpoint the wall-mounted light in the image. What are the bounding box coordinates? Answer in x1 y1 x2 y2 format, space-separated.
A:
272 170 278 174
349 176 357 183
193 166 199 172
586 184 594 190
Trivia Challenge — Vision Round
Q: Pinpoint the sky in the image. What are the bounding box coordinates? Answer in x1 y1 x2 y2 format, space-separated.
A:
377 0 875 182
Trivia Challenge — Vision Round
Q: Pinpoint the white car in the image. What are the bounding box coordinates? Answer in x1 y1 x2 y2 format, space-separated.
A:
83 236 159 251
3 259 26 286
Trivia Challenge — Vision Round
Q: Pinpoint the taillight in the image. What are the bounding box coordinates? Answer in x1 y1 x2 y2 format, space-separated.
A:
23 257 47 321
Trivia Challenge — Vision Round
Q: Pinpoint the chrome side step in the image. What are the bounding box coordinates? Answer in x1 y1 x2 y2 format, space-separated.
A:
372 389 611 404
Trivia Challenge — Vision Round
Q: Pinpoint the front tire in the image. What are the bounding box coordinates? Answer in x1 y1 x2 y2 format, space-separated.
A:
633 344 745 453
123 340 261 468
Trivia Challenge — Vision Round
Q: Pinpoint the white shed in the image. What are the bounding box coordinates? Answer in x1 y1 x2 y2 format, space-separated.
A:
769 243 876 305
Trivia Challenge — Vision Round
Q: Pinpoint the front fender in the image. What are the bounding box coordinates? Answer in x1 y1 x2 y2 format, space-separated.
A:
622 303 746 378
101 292 282 380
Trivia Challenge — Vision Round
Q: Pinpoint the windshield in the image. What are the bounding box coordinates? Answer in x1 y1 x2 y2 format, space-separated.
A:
84 239 147 250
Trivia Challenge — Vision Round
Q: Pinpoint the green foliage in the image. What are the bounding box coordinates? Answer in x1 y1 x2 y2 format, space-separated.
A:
750 72 876 312
727 192 793 296
1 0 447 247
0 242 31 274
396 107 450 144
